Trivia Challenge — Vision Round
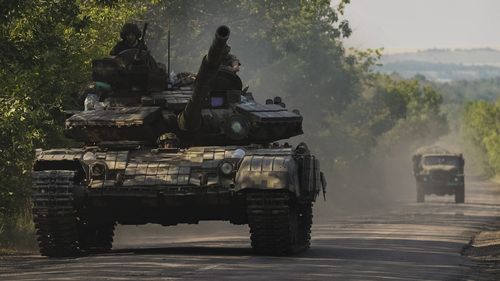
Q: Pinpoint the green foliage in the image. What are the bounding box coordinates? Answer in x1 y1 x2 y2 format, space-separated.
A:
411 76 500 176
462 100 500 175
435 77 500 104
0 0 148 249
319 75 447 186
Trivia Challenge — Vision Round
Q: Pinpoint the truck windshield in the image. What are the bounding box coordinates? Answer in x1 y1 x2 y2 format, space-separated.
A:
423 156 459 166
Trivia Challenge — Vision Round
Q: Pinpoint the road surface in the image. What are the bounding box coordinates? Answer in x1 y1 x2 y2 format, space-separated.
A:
1 179 499 280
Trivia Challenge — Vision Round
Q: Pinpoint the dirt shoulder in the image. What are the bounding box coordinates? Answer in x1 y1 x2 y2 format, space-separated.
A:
0 249 36 258
463 178 500 261
464 227 500 261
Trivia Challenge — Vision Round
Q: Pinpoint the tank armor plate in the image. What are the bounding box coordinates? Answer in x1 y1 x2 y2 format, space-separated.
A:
65 107 165 142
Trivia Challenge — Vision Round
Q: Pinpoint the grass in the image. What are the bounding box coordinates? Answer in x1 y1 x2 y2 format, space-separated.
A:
0 212 38 254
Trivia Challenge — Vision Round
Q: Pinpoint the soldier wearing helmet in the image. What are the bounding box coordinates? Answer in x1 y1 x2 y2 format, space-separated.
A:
210 52 242 91
110 23 148 56
221 53 241 73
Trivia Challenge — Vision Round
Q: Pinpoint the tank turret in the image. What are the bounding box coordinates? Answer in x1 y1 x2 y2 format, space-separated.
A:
178 25 230 131
65 25 302 146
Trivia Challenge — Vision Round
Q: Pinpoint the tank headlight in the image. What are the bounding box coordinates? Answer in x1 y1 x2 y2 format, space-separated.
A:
224 115 249 140
83 151 96 161
220 162 234 175
231 120 243 133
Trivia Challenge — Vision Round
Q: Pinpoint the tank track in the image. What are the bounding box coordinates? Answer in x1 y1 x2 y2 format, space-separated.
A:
247 191 313 255
298 201 313 249
79 222 116 253
32 170 82 257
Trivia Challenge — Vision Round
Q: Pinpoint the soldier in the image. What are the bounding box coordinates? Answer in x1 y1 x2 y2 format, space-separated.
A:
110 23 147 56
210 52 242 91
221 53 241 73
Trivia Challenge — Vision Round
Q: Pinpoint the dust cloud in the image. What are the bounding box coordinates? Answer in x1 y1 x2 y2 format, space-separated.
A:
113 6 452 246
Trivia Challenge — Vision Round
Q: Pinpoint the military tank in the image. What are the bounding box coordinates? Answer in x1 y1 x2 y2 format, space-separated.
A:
32 25 326 257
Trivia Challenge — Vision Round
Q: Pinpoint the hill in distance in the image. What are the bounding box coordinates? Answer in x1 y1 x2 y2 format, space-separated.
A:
377 48 500 82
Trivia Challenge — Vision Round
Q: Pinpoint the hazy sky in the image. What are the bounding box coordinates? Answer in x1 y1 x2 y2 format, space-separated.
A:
341 0 500 51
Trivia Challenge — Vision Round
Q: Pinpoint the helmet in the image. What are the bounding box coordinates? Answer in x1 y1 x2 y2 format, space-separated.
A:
222 54 241 66
120 23 141 40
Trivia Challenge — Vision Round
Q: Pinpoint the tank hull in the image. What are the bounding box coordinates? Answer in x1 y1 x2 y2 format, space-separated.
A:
77 188 247 225
32 144 323 256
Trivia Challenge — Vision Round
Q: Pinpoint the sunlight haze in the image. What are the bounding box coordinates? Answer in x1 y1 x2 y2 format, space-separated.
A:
342 0 500 52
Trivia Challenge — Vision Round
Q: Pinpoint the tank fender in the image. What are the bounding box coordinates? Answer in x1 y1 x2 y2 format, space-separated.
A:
234 155 300 195
297 154 324 200
32 149 129 187
33 149 86 174
32 152 88 202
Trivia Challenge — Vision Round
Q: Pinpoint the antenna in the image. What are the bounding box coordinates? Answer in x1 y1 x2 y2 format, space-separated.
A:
135 22 148 61
167 21 171 78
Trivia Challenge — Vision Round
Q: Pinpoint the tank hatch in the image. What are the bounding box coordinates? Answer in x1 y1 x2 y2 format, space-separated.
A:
150 92 191 112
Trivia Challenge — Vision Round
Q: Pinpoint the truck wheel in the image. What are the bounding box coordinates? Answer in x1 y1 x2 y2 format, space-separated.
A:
455 185 465 203
417 186 425 203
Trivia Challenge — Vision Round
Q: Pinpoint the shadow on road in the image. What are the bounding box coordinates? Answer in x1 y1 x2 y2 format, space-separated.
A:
111 245 253 256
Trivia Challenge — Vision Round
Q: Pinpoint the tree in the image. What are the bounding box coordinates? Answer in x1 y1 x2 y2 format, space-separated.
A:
462 100 500 175
0 0 148 248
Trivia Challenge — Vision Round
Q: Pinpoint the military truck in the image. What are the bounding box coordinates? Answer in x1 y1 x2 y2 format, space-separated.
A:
32 25 326 257
412 147 465 203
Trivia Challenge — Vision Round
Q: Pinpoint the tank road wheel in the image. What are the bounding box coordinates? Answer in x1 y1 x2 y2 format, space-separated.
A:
455 185 465 204
416 184 425 203
79 222 116 253
246 191 312 256
32 170 82 257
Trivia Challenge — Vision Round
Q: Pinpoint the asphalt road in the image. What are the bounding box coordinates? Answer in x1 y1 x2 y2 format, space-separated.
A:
1 179 500 280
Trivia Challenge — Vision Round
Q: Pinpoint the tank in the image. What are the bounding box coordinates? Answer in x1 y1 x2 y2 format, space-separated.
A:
412 146 465 203
32 25 326 257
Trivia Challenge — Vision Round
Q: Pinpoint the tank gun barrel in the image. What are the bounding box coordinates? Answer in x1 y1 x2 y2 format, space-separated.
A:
207 25 230 66
178 25 230 131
